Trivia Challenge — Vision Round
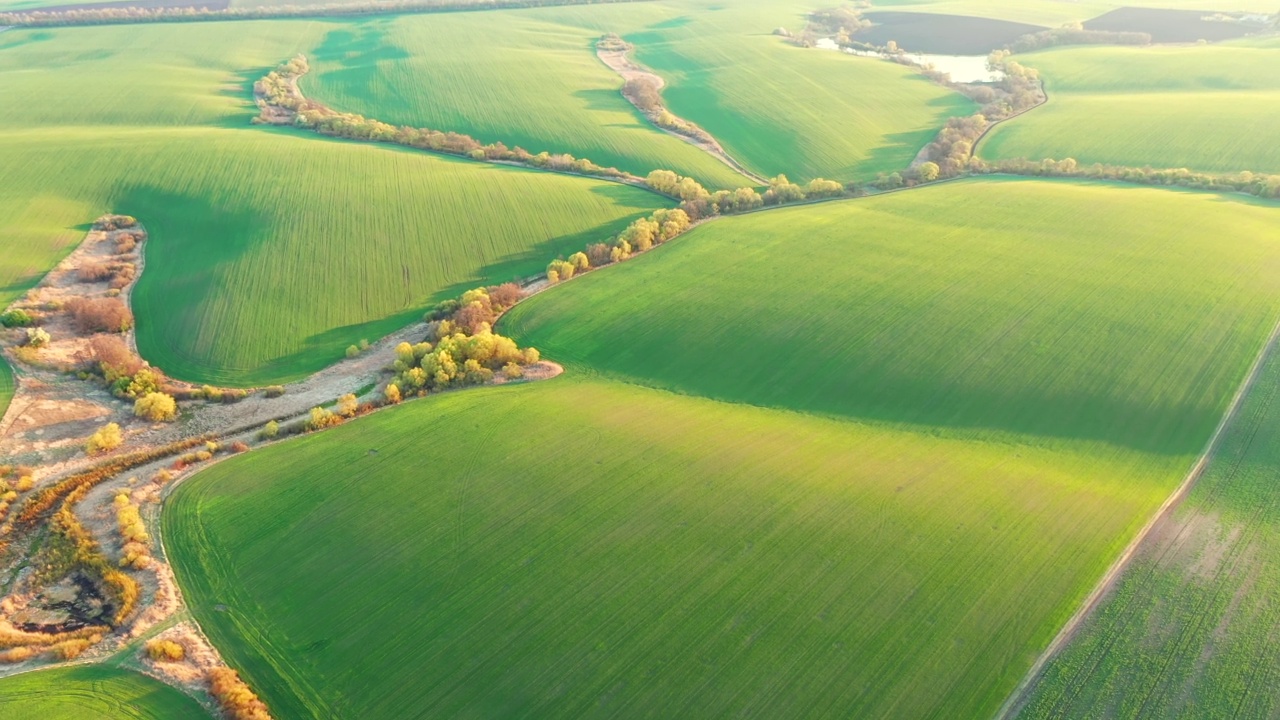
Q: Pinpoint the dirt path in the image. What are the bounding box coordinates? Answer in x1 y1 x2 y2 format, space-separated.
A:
596 47 768 185
995 314 1280 720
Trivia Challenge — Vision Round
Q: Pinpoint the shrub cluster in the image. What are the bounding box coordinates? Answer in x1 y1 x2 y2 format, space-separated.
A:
114 492 150 569
92 215 137 231
77 261 136 289
134 392 178 422
85 423 124 456
67 297 133 334
390 324 538 396
0 309 35 328
1008 27 1151 53
256 57 639 184
208 667 272 720
145 638 185 662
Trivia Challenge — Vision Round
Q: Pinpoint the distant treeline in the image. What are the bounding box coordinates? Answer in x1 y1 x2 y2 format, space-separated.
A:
1008 27 1152 53
0 0 649 27
977 159 1280 199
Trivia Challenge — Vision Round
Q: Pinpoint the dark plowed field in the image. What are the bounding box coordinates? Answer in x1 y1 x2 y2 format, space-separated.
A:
858 11 1045 55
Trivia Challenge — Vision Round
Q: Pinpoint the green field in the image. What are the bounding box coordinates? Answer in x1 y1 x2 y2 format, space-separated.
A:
506 178 1280 454
1016 335 1280 718
299 0 975 185
302 12 754 189
168 377 1178 720
0 22 665 385
0 665 208 719
980 41 1280 175
167 178 1280 718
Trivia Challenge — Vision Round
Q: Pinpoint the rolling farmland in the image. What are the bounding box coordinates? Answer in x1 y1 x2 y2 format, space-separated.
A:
1014 337 1280 717
166 178 1280 719
0 665 208 719
301 12 755 189
979 41 1280 174
2 0 1280 716
299 0 975 185
168 377 1175 719
0 24 666 385
505 178 1280 454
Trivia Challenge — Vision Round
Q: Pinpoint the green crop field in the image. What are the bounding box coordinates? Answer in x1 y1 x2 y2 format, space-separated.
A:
301 12 754 189
0 23 665 385
1016 337 1280 718
506 178 1280 455
168 377 1177 720
979 41 1280 175
166 178 1280 719
0 665 208 719
300 0 974 186
0 359 12 419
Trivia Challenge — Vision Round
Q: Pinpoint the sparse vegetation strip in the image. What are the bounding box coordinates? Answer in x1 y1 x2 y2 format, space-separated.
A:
595 34 767 184
0 0 651 28
255 56 647 188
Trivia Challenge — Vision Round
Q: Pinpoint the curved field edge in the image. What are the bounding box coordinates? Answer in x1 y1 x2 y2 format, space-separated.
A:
0 358 11 419
502 177 1280 457
0 665 209 719
1014 332 1280 717
166 376 1181 719
976 42 1280 175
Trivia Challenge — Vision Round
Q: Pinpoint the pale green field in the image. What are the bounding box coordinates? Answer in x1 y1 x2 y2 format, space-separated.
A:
980 41 1280 174
168 376 1175 720
0 665 208 719
0 22 665 385
1017 333 1280 718
168 177 1280 719
301 0 974 185
302 12 754 189
506 178 1280 455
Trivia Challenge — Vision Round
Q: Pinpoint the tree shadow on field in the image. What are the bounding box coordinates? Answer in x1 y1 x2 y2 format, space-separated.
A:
214 66 274 127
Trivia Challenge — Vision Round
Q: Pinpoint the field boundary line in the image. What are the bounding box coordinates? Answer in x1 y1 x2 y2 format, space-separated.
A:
995 313 1280 720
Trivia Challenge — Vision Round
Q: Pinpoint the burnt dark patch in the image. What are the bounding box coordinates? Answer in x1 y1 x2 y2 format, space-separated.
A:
1084 8 1265 44
12 573 113 633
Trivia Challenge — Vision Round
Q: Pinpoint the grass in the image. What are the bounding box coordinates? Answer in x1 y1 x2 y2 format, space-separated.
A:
979 41 1280 175
166 376 1176 720
504 178 1280 456
0 665 208 719
301 13 755 189
1016 334 1280 718
0 23 666 385
167 177 1280 718
300 1 975 186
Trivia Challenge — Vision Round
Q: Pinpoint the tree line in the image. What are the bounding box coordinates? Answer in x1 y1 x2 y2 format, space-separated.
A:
255 57 644 186
0 0 648 27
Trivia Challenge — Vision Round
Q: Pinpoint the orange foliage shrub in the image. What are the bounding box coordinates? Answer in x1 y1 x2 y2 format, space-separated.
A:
67 297 133 334
209 668 273 720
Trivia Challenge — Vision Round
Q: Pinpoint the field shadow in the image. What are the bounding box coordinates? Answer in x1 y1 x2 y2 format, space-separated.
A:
213 66 272 127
